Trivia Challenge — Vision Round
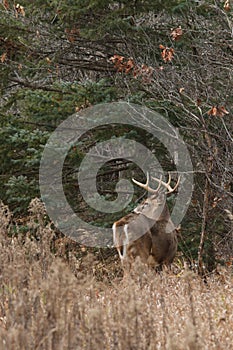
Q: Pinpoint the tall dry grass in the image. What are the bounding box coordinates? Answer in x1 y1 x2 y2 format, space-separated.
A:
0 199 232 350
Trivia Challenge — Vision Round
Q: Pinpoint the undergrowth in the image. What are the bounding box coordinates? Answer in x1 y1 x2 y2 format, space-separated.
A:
0 200 232 350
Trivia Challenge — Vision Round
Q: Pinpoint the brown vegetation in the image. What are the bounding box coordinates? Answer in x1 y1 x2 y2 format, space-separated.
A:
0 200 233 349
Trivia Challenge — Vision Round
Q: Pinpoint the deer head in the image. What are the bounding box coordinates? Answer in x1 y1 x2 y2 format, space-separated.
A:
132 172 180 221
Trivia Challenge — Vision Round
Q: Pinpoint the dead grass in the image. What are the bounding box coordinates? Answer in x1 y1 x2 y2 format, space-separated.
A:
0 200 232 350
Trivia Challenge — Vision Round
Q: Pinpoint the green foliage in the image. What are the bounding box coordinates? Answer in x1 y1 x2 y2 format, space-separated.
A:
0 124 49 212
5 175 38 214
16 80 116 124
0 78 117 213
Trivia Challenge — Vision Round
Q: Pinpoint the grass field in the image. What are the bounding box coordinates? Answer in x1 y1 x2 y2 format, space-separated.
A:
0 200 232 350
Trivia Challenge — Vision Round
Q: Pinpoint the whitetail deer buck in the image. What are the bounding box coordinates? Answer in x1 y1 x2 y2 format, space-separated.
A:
112 173 180 269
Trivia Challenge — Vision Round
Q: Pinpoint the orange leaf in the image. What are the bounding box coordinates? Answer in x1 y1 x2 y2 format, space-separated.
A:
110 54 154 82
160 46 175 62
207 105 229 117
207 106 217 116
166 48 174 62
125 58 135 74
218 106 229 117
109 54 125 63
171 26 183 41
3 0 10 10
161 49 166 60
224 0 230 11
0 52 7 63
109 54 126 72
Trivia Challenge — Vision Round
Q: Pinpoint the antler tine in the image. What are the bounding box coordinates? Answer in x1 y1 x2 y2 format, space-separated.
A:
155 176 162 192
171 175 181 192
151 173 180 194
132 172 162 194
145 171 150 188
167 172 172 187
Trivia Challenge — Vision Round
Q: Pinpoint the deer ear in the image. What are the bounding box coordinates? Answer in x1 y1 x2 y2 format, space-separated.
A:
133 206 143 214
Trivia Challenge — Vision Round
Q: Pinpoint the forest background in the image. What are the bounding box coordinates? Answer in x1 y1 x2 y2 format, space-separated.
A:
0 0 232 271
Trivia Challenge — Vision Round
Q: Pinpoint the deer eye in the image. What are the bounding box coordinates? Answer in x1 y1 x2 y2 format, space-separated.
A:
143 202 149 208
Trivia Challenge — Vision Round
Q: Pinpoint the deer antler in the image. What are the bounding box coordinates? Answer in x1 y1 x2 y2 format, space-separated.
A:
151 173 180 194
132 172 162 194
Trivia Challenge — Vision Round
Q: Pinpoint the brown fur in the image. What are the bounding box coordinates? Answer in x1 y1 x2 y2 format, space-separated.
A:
113 191 178 269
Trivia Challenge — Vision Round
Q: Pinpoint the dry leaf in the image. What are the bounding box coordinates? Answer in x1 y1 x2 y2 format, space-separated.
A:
207 105 229 117
159 44 165 49
3 0 10 10
109 54 125 72
14 3 25 17
212 196 222 208
0 52 7 63
224 0 230 11
207 106 218 116
171 26 183 41
125 58 135 74
109 54 124 64
45 57 51 64
218 106 229 116
225 209 233 221
110 54 154 82
160 45 175 62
